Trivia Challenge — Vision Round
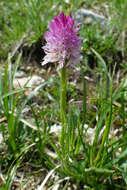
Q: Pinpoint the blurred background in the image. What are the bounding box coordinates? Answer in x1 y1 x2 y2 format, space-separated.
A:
0 0 127 68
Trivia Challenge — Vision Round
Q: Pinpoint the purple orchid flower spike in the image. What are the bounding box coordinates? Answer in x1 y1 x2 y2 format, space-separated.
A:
42 12 83 70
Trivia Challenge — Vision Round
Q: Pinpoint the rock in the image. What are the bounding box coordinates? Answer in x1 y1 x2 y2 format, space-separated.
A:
15 71 26 78
83 124 95 144
50 124 62 136
28 75 44 87
13 75 45 96
50 123 95 145
13 77 29 89
75 9 107 26
14 75 45 89
0 133 3 144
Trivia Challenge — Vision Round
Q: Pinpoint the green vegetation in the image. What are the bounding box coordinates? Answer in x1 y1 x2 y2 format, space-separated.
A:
0 0 127 189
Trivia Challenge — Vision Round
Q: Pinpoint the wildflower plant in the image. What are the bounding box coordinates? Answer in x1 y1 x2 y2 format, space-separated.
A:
42 12 82 70
42 12 83 149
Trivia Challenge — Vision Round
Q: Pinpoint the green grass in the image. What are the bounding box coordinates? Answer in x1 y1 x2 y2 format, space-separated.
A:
0 0 127 189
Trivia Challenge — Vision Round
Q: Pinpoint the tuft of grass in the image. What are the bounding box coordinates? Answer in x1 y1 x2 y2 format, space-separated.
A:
29 51 127 188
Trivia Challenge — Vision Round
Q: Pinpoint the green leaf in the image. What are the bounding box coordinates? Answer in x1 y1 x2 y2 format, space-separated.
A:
85 167 114 175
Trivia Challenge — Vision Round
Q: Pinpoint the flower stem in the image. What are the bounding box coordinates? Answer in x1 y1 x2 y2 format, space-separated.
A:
60 66 67 151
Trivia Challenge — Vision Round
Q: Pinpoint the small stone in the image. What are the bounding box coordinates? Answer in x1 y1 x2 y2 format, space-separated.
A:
50 124 62 135
28 75 44 87
15 71 26 78
0 133 3 143
75 9 106 26
13 75 45 89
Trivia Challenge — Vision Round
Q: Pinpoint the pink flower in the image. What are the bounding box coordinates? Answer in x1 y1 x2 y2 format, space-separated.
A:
42 12 82 70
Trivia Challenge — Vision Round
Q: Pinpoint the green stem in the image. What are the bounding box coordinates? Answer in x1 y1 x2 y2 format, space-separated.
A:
95 74 112 166
95 92 112 167
60 67 67 152
81 69 87 126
